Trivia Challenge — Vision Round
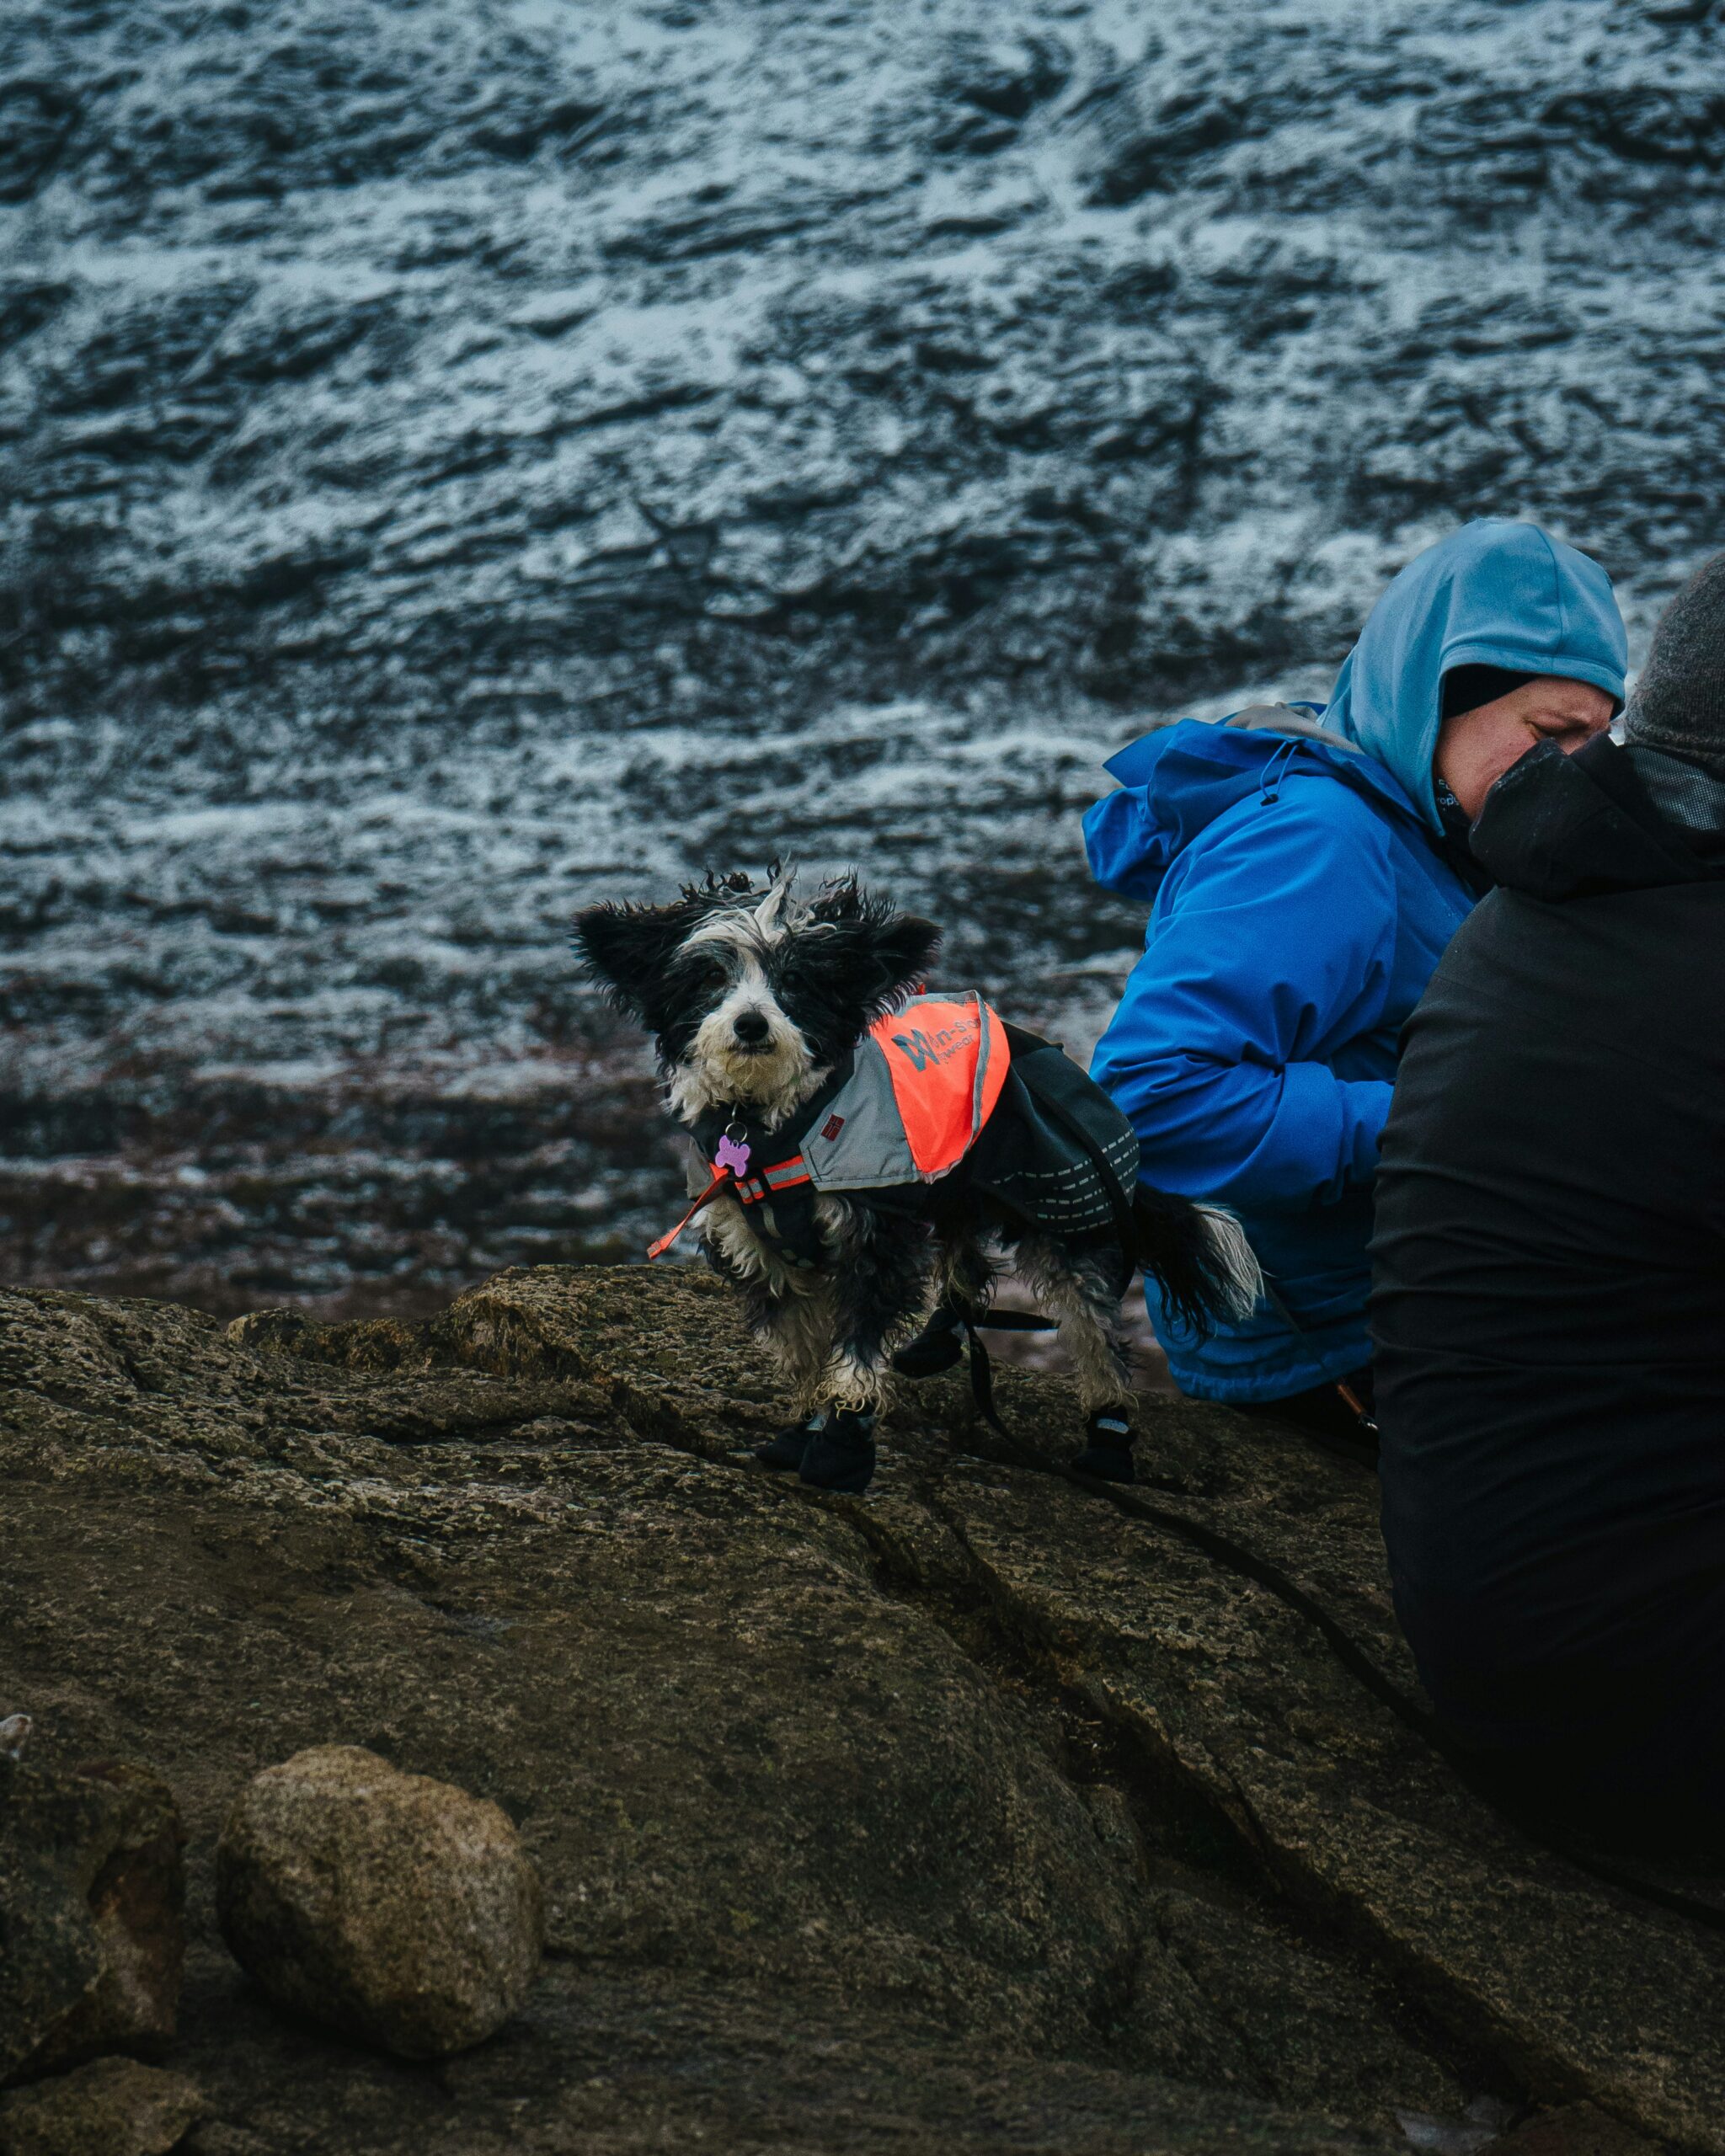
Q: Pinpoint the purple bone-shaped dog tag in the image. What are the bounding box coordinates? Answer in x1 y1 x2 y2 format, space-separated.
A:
714 1132 751 1177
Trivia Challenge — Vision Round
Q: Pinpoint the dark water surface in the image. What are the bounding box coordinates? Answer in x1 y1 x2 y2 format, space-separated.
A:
3 0 1722 1313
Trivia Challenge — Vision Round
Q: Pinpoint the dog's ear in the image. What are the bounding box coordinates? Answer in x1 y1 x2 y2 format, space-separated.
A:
573 899 696 1023
868 910 943 1001
809 878 943 1014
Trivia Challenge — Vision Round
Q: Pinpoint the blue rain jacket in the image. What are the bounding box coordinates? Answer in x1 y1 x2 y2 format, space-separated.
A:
1085 520 1627 1402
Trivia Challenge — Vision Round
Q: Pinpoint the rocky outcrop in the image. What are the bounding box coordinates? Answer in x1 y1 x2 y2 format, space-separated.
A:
3 1262 1723 2152
0 1757 185 2084
0 2058 204 2156
217 1745 543 2058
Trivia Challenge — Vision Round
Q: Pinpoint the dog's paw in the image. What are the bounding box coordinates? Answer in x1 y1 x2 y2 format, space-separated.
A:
798 1408 877 1494
755 1414 824 1470
1072 1410 1135 1484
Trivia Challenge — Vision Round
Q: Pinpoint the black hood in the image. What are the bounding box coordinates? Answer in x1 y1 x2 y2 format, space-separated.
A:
1468 734 1724 901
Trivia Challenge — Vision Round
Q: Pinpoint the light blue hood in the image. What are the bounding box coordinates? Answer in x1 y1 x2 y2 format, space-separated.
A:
1324 519 1627 830
1082 519 1627 1405
1086 522 1629 908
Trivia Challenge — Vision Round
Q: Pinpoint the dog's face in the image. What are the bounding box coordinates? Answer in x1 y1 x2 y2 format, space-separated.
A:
574 872 942 1125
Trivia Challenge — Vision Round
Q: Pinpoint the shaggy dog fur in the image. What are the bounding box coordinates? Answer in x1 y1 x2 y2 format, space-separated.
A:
575 869 1258 1492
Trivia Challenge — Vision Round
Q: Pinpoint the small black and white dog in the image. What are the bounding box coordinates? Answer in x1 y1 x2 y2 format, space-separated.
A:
575 869 1258 1493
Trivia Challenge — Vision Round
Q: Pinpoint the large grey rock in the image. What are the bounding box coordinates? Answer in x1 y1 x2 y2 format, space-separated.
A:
216 1745 543 2060
0 1756 185 2085
0 2057 203 2156
1 1263 1719 2150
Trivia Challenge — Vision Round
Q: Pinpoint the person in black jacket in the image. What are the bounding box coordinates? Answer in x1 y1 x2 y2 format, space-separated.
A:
1370 553 1725 1836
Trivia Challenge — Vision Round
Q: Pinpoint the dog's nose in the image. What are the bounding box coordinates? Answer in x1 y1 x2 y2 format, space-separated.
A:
732 1010 770 1046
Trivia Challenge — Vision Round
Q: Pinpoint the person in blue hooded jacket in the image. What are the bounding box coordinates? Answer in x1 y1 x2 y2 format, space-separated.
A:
1084 520 1627 1445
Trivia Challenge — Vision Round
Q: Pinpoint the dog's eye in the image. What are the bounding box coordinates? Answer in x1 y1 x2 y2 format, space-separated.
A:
676 953 729 995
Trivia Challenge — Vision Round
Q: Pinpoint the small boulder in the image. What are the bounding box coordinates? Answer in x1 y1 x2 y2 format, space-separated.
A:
0 2057 204 2156
216 1745 542 2059
0 1756 186 2084
1493 2104 1667 2155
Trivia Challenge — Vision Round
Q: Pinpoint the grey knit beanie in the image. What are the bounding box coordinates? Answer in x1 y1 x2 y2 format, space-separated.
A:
1623 552 1725 771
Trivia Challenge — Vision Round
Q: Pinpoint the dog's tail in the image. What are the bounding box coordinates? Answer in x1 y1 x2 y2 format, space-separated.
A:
1131 1187 1262 1338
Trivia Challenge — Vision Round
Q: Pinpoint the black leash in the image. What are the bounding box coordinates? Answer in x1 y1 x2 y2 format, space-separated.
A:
1258 1280 1379 1449
963 1319 1008 1439
1095 1476 1725 1940
959 1310 1055 1443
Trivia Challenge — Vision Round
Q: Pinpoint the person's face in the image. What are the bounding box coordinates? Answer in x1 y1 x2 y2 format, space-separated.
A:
1434 675 1616 821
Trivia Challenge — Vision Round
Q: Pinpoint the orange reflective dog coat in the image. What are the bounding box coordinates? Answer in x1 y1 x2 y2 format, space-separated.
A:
656 993 1137 1266
803 992 1011 1189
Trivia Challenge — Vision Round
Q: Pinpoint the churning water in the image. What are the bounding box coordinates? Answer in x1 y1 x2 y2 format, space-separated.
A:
3 0 1722 1310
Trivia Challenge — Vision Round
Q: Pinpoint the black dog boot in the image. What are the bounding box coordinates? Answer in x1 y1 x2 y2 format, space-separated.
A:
892 1300 965 1378
799 1407 878 1495
756 1411 825 1471
1073 1409 1135 1483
